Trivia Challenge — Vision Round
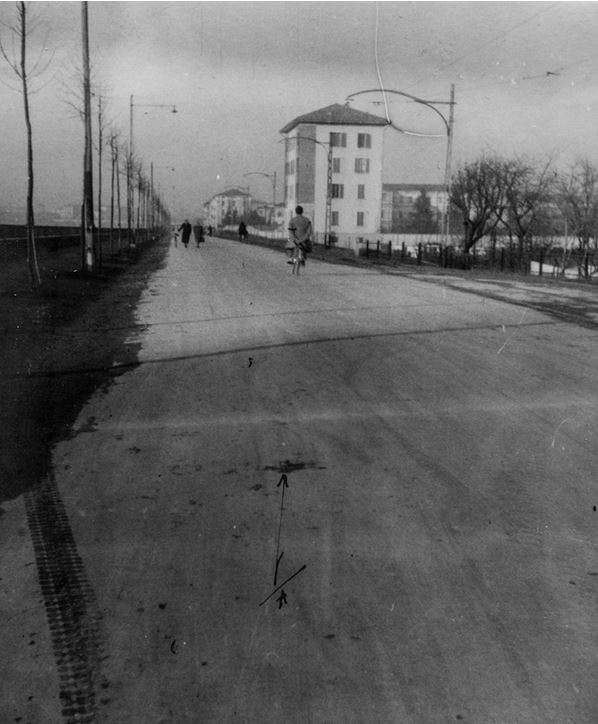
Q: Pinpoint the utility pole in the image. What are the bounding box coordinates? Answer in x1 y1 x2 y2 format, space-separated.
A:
325 145 332 247
442 84 456 245
81 2 94 271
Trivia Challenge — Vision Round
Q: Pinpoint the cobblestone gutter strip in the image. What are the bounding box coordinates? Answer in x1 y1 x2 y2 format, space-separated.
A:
24 470 106 723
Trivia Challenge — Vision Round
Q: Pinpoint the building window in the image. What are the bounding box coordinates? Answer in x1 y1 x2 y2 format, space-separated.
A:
357 184 365 199
357 211 364 226
330 132 347 147
332 157 342 173
355 158 370 173
357 133 372 149
331 184 344 199
331 211 339 226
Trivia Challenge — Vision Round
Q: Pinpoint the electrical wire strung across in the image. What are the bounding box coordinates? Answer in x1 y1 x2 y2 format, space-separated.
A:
374 1 391 125
405 3 559 92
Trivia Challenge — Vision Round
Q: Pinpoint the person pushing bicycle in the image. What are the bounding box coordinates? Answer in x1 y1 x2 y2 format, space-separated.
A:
286 205 312 266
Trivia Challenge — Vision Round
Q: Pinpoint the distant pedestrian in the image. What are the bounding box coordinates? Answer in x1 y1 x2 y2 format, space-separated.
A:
208 225 213 236
178 219 192 247
193 222 205 247
238 221 248 241
287 205 312 264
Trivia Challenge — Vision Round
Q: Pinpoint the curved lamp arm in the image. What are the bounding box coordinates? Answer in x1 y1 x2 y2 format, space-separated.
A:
346 88 450 138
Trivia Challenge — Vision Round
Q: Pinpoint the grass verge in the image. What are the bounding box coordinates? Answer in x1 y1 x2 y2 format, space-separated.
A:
0 237 170 503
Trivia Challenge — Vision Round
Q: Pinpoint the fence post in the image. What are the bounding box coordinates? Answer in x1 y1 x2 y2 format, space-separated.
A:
417 242 422 265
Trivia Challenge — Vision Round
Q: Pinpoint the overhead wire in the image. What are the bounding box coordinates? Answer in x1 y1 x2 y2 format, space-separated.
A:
370 2 444 138
404 2 559 92
456 45 598 95
374 1 391 124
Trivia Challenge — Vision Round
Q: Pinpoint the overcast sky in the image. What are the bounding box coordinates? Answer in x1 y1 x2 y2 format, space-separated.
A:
1 1 598 220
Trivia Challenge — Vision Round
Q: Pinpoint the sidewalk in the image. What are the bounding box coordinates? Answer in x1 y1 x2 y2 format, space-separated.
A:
410 271 598 328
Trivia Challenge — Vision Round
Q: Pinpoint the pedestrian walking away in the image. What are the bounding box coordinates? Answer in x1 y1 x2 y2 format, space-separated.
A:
178 219 192 247
238 221 248 241
193 222 205 247
287 205 312 267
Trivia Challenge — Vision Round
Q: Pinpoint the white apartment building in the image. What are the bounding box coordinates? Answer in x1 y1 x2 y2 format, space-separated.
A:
203 188 252 229
279 103 388 244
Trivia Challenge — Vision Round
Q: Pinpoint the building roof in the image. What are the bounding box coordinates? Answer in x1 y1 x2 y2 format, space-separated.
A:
206 188 251 204
280 103 389 133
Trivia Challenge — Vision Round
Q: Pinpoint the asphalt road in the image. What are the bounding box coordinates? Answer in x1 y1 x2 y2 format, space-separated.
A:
4 236 598 723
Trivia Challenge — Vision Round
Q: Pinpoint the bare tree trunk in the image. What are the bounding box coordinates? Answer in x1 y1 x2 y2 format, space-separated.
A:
136 174 142 237
81 1 95 271
97 94 103 268
110 135 115 255
127 155 135 247
116 145 122 250
19 3 41 286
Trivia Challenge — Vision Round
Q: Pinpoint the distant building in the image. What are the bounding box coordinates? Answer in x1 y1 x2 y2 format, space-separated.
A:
203 188 252 228
280 103 388 243
57 204 80 224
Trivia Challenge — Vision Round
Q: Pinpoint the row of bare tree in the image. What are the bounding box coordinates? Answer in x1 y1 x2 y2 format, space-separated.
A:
450 156 598 264
0 1 171 286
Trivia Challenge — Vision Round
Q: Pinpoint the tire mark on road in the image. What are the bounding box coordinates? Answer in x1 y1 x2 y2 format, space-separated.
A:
24 470 104 723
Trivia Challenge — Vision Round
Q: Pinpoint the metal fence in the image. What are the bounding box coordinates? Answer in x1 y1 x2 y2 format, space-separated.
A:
355 237 598 280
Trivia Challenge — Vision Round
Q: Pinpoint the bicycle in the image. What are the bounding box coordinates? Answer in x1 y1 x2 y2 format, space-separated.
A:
291 243 306 275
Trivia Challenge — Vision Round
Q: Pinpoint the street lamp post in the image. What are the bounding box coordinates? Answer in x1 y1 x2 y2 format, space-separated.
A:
128 95 178 245
281 136 333 247
346 85 455 245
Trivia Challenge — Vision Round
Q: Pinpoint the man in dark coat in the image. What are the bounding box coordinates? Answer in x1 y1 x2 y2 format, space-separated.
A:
178 219 192 247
